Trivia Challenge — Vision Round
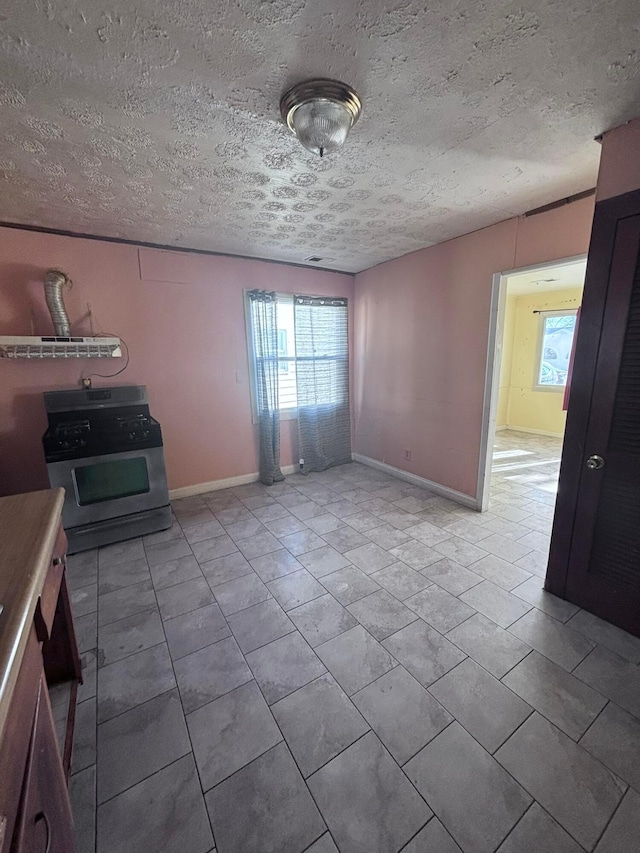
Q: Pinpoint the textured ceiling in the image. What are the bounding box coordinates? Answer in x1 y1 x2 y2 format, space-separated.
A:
1 1 639 273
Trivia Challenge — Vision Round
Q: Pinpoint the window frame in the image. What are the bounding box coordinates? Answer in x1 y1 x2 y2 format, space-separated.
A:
244 290 298 424
533 308 578 392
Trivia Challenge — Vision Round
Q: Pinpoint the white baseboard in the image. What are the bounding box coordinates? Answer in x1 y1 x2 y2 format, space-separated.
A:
169 464 298 499
352 453 479 510
502 426 564 439
495 425 508 432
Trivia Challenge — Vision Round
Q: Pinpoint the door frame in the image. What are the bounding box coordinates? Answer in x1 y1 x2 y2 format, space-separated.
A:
476 254 587 512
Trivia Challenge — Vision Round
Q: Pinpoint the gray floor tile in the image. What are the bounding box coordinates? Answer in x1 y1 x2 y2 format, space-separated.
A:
237 530 284 559
359 498 396 517
289 499 325 520
566 609 640 664
98 580 156 627
246 631 326 704
182 517 225 543
353 666 452 764
97 643 176 723
405 520 453 547
343 542 396 574
343 510 383 532
250 549 304 582
97 754 213 853
251 502 291 522
383 620 466 688
406 586 476 633
214 505 254 525
267 568 326 610
149 554 202 590
71 583 98 618
594 787 640 853
228 598 295 653
174 636 252 713
316 625 395 695
580 701 640 789
145 537 193 567
442 517 494 544
70 765 96 853
72 698 97 774
496 803 583 853
156 576 214 620
97 608 165 667
389 539 442 570
206 742 325 853
322 526 372 554
308 732 432 853
508 609 595 671
224 517 266 541
289 593 358 647
188 680 282 790
495 713 625 851
422 558 483 595
514 549 549 577
211 572 271 615
164 603 230 660
470 554 532 591
432 536 488 567
325 498 361 518
379 508 422 530
306 834 339 853
503 651 607 740
511 575 579 623
429 658 532 753
199 551 252 587
77 648 97 703
403 819 463 851
320 565 381 605
405 722 531 853
272 673 369 777
97 689 191 803
191 534 238 563
446 613 532 678
264 514 310 537
67 549 98 590
480 533 532 563
279 528 326 555
574 645 640 718
306 512 347 534
347 589 418 640
366 523 412 549
99 538 145 568
460 580 532 628
298 545 351 578
370 562 431 600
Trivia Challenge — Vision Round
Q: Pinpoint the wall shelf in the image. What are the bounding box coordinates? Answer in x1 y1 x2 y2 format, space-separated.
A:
0 336 122 359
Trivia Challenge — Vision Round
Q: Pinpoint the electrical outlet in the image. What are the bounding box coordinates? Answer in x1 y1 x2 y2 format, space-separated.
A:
404 449 412 461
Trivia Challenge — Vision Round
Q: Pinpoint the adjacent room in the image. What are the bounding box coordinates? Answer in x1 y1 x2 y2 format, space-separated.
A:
1 3 640 853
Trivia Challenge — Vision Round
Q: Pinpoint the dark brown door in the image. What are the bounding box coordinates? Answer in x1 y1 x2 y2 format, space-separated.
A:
547 195 640 637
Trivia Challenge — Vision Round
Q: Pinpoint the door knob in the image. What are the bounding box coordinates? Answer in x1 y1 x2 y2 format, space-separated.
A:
586 455 605 470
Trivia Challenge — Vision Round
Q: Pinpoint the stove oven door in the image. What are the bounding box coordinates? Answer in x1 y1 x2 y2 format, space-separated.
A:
47 446 170 530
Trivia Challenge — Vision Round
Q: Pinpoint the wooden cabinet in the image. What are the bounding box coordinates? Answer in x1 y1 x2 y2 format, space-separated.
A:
12 679 75 853
0 490 80 853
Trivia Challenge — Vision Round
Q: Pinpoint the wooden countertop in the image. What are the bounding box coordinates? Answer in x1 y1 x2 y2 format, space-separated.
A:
0 488 65 746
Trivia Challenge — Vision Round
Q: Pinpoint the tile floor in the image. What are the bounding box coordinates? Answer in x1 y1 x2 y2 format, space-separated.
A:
66 430 640 852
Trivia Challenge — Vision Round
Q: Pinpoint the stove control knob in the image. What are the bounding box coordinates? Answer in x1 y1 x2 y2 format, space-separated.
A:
129 432 136 440
142 430 149 438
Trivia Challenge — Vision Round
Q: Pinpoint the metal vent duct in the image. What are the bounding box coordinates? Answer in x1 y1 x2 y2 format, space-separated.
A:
44 269 71 337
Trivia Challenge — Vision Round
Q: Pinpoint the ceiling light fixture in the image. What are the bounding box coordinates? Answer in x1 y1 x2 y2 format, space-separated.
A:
280 78 362 158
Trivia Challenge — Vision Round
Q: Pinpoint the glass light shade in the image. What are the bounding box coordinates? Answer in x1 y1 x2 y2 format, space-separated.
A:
291 99 354 157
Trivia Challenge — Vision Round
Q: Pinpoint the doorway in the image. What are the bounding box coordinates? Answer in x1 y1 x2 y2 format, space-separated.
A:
477 255 587 512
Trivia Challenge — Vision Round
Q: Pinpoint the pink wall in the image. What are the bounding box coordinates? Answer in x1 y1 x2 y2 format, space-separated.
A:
596 117 640 202
353 195 595 498
0 227 353 496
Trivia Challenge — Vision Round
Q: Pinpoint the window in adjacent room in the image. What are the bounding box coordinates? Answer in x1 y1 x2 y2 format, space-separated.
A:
534 309 578 389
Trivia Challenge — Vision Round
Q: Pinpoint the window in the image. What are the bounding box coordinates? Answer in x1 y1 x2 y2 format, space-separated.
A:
534 309 578 389
245 291 348 418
